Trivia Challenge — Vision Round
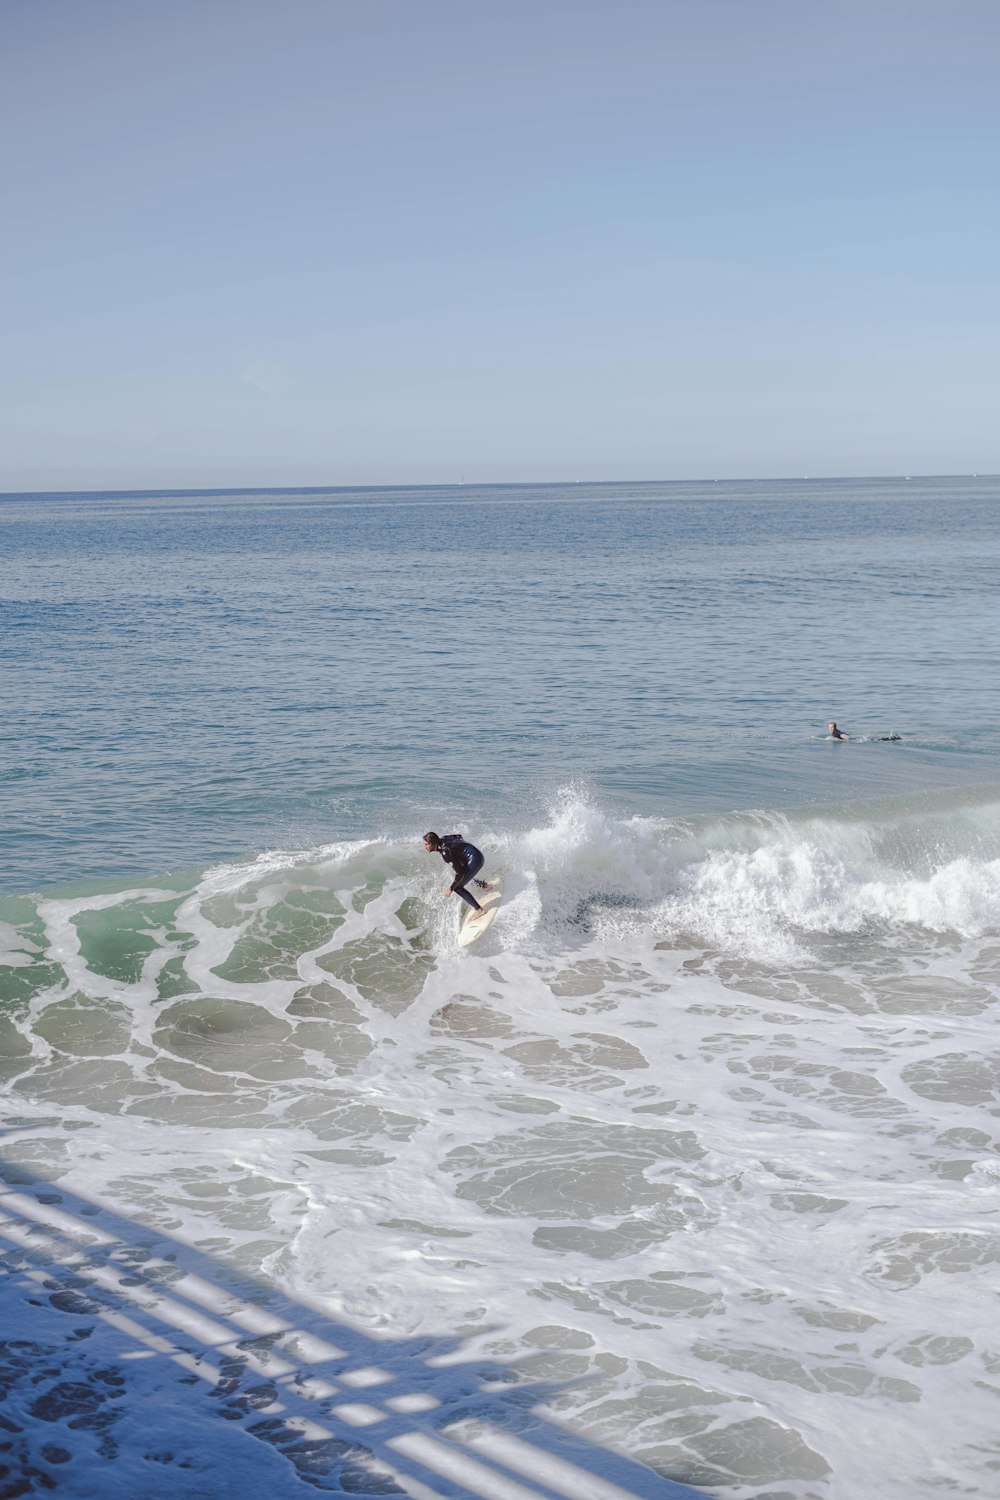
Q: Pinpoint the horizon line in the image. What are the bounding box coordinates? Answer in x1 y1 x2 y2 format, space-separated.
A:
1 471 997 501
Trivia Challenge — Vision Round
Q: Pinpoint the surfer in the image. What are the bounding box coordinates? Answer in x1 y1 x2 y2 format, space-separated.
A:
827 714 899 738
423 832 490 916
828 721 901 742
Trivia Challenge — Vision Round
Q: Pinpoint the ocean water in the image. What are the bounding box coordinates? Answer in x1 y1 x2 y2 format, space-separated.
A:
2 477 1000 1499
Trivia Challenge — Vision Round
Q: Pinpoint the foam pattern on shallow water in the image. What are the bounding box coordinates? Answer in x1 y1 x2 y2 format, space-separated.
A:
2 792 1000 1497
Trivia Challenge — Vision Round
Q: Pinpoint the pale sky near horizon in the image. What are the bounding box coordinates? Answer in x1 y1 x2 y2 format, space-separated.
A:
2 0 998 490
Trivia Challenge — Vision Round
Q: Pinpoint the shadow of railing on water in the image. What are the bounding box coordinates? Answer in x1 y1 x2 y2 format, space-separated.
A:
0 1152 711 1499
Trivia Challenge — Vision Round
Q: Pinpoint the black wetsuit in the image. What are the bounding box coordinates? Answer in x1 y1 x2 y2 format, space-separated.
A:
437 835 487 911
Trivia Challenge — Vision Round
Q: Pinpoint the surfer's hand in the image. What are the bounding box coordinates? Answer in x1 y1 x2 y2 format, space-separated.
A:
444 886 453 897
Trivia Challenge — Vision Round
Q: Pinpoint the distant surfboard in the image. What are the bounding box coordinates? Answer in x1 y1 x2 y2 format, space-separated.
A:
457 878 502 948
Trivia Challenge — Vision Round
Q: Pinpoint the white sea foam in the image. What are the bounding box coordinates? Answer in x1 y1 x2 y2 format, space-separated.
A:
2 790 999 1497
476 788 1000 964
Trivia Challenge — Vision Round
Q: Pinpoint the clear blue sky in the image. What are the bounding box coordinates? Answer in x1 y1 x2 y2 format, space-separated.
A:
2 0 998 489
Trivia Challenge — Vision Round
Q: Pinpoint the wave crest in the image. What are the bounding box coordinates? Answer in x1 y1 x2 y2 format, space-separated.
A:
488 787 1000 962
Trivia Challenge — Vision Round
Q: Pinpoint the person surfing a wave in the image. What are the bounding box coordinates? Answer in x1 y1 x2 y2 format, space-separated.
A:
423 831 491 919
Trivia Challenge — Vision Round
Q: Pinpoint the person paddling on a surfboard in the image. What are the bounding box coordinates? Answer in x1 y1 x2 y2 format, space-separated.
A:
423 832 490 917
828 720 900 742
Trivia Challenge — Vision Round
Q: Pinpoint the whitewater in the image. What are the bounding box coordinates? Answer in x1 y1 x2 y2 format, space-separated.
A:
2 478 1000 1498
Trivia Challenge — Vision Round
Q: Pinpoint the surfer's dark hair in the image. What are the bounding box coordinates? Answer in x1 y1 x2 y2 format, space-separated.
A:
423 831 440 847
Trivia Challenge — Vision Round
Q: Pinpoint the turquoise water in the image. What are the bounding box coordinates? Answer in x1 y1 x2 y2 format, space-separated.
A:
3 477 1000 1499
3 475 999 890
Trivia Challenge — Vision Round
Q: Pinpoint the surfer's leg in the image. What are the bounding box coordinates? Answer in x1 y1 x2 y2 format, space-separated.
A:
454 851 486 911
453 880 482 913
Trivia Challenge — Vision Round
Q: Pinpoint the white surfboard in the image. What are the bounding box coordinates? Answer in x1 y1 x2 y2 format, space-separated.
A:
456 878 502 948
